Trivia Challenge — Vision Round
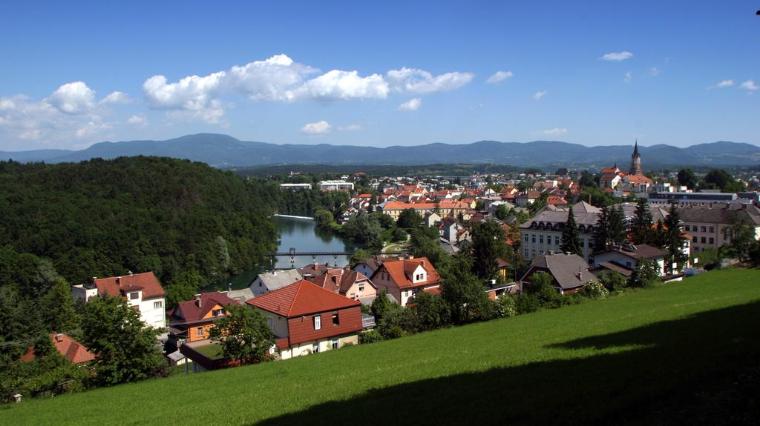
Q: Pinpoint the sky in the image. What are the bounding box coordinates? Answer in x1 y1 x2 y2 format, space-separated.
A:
0 0 759 151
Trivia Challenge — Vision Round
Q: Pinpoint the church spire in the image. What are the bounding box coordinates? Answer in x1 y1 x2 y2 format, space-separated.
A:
630 139 642 175
632 139 639 157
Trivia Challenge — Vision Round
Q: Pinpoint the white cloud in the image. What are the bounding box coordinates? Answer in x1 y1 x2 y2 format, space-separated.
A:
624 71 632 83
398 98 422 111
47 81 96 114
294 70 389 100
301 120 331 135
386 67 474 94
101 91 130 104
533 90 547 101
127 114 147 126
142 54 471 121
486 70 513 84
712 79 734 89
600 51 634 62
542 127 567 137
649 67 660 77
740 80 758 92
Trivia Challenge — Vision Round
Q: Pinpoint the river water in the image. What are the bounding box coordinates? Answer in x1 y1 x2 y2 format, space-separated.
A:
274 216 352 269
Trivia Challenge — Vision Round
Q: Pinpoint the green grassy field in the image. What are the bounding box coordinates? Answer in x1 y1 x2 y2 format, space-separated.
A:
3 269 759 425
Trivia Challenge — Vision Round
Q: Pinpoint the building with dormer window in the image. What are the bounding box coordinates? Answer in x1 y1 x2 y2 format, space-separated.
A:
370 257 441 305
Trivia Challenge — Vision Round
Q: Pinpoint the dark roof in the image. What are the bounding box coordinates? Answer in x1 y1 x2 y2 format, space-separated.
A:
524 253 596 290
605 244 666 260
677 204 760 226
171 292 237 323
596 262 633 277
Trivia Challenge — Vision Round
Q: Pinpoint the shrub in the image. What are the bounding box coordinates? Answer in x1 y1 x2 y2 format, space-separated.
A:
582 281 609 299
495 295 518 318
515 293 540 314
597 270 627 291
359 330 383 344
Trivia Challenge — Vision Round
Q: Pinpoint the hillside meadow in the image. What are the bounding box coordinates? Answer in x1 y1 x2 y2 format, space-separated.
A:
2 268 759 425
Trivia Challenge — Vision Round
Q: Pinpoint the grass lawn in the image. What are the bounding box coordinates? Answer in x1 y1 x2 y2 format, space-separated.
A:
192 343 223 360
3 268 759 425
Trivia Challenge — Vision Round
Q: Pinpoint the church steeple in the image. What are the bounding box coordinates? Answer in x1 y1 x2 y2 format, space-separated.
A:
630 139 642 175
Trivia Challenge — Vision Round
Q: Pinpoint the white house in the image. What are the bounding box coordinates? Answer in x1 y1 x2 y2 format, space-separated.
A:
72 271 166 329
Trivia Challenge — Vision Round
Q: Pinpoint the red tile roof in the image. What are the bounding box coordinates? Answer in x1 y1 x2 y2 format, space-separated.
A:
377 257 441 290
94 272 165 299
383 201 437 211
22 333 95 365
248 280 360 317
172 292 237 323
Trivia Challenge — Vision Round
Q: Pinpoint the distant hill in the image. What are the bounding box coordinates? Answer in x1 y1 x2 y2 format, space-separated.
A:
2 133 759 168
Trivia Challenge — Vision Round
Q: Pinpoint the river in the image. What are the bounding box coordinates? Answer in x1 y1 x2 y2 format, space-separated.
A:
274 216 352 269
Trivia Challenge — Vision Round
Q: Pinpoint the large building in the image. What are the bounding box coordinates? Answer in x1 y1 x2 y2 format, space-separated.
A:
318 180 354 192
599 141 653 194
677 204 760 253
519 201 601 262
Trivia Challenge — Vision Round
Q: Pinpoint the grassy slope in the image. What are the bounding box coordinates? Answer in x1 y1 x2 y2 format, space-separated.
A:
3 269 759 425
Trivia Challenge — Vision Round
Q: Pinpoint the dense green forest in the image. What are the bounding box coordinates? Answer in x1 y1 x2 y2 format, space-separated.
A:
0 157 280 286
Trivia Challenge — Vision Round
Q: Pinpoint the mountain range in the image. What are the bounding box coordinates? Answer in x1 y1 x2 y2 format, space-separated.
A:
2 134 759 169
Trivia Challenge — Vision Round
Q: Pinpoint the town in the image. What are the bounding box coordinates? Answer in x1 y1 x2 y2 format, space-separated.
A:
5 142 757 388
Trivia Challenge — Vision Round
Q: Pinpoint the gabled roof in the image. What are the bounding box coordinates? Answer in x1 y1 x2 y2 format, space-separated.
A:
374 257 441 289
172 292 237 323
525 253 596 290
248 280 360 317
604 244 666 261
94 272 165 299
22 333 95 365
253 269 303 291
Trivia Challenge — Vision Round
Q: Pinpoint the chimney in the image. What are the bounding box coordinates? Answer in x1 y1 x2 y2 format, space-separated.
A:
115 277 121 285
128 270 133 276
55 333 63 342
194 294 202 308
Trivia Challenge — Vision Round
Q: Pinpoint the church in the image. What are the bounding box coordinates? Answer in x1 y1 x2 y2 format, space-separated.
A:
599 141 653 194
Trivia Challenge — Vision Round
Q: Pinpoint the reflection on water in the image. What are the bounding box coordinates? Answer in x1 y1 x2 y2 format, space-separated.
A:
275 216 352 269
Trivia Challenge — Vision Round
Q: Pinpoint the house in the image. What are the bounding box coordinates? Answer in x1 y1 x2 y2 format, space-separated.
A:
676 203 760 253
521 253 597 295
248 280 363 360
304 267 378 305
424 211 442 227
353 257 383 278
370 257 441 305
72 271 166 329
168 292 238 343
592 244 667 277
21 333 95 365
250 269 304 296
519 201 602 262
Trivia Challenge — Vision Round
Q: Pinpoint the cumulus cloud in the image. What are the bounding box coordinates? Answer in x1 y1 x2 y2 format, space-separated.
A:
101 91 130 104
740 80 758 92
486 70 513 84
712 79 734 89
301 120 331 135
398 98 422 111
142 54 473 122
600 51 634 62
542 127 567 137
47 81 96 114
386 67 473 94
533 90 547 101
0 81 126 146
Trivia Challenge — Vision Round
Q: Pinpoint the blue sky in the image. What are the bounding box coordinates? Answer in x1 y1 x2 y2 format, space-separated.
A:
0 0 758 151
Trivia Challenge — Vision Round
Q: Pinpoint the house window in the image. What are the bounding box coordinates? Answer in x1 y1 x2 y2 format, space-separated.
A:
531 235 536 243
701 226 707 232
196 327 204 338
212 308 224 317
331 339 339 349
701 237 706 243
129 292 139 300
358 285 364 292
153 301 162 309
314 315 321 330
313 343 320 353
539 235 544 244
332 313 339 326
692 236 697 243
524 234 528 242
708 237 714 244
708 226 714 233
555 236 560 245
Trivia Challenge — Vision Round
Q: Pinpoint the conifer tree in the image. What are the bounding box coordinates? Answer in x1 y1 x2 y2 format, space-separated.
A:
560 206 582 255
664 204 687 273
593 206 610 253
631 197 653 245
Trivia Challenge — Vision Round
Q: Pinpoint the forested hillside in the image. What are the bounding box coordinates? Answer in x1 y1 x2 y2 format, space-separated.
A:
0 157 279 285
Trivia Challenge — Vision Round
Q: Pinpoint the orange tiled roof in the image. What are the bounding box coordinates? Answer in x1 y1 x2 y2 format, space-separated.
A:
248 280 360 317
94 272 165 299
377 257 441 289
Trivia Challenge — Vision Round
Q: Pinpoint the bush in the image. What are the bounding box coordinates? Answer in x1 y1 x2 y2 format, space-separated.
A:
495 295 518 318
515 293 541 314
582 281 609 299
597 270 627 292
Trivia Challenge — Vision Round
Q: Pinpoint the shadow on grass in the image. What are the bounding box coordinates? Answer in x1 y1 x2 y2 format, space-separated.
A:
258 302 760 425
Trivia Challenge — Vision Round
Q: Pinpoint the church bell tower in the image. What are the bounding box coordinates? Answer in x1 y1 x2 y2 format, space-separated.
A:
630 139 642 175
